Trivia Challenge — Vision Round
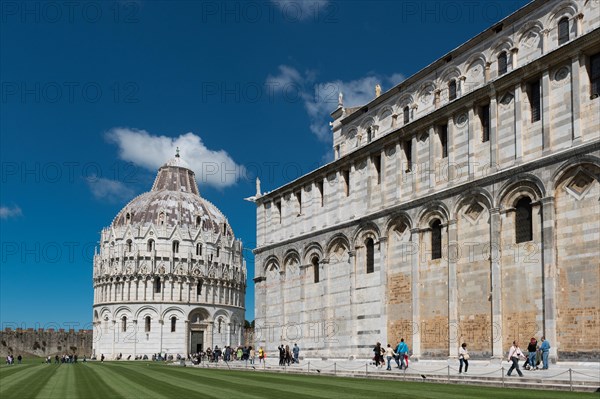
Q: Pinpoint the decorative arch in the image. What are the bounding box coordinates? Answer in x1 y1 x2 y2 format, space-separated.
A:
417 201 450 228
303 242 324 264
438 66 462 86
497 175 545 208
188 307 210 323
490 37 514 56
395 93 414 110
212 309 230 321
385 212 413 235
546 1 579 27
550 156 600 192
377 106 393 122
417 81 436 106
352 221 381 246
161 306 185 321
283 249 301 275
517 20 545 44
113 305 133 319
325 233 351 256
451 188 494 219
135 305 159 320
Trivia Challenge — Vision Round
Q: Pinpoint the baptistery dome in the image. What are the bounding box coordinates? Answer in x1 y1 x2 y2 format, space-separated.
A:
92 152 246 359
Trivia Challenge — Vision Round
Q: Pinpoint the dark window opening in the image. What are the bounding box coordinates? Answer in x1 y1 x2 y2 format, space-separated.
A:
403 140 412 172
367 127 372 142
480 104 490 142
147 239 154 252
317 180 324 207
528 79 541 122
498 52 508 76
122 317 127 332
590 52 600 99
403 106 410 124
155 277 161 294
275 201 282 224
373 154 381 185
439 124 448 158
172 241 179 253
312 257 319 283
448 80 457 100
343 170 350 196
366 238 375 274
558 17 569 45
196 243 202 256
431 219 442 260
145 316 151 332
197 281 203 296
171 317 176 333
196 216 201 227
126 239 132 252
295 191 302 215
515 197 533 243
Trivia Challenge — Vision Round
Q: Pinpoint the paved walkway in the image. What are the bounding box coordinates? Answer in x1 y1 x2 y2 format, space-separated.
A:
188 357 600 392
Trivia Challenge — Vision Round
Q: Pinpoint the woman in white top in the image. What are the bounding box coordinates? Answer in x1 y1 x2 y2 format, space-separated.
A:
507 341 525 377
458 342 469 373
385 344 396 371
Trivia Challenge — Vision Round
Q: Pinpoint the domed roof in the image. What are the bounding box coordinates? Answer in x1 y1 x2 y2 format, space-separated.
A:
112 152 234 236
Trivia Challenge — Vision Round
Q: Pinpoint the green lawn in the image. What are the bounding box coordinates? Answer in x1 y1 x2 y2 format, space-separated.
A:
0 359 596 399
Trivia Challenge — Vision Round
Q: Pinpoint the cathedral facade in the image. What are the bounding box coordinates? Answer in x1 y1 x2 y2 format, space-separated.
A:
92 154 246 358
253 0 600 361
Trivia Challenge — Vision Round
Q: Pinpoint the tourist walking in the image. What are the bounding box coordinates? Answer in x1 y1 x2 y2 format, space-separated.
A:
292 343 300 364
507 341 525 377
258 347 264 364
384 344 396 370
540 336 550 369
249 346 255 365
373 342 383 368
394 339 408 369
458 343 469 373
526 337 538 370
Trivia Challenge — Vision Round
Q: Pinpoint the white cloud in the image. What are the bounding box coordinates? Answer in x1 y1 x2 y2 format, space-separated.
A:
271 0 329 21
0 205 22 219
267 65 404 141
105 128 244 189
86 176 136 202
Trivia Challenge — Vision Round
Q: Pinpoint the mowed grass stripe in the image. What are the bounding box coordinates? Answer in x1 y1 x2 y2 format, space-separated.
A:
108 363 260 399
85 363 166 399
0 364 59 398
144 365 323 399
0 364 36 380
35 364 78 399
74 363 125 399
159 366 348 398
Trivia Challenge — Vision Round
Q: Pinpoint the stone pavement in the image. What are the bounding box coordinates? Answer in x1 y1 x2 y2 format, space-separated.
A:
188 357 600 393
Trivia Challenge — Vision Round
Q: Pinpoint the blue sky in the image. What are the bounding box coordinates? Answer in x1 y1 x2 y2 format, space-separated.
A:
0 0 529 329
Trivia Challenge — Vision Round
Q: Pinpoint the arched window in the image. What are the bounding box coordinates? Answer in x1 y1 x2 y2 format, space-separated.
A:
197 280 203 296
172 241 179 253
196 243 203 256
312 256 319 283
171 317 176 333
365 238 375 274
158 212 165 225
216 247 220 257
122 316 127 332
448 80 457 100
367 127 372 142
126 239 132 252
431 219 442 260
498 51 508 76
403 106 410 124
515 197 533 243
155 277 161 293
145 316 151 332
218 318 223 334
147 239 154 252
558 17 569 45
195 216 201 227
125 213 131 224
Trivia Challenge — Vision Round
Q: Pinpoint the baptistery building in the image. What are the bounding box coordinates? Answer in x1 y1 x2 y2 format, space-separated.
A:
92 153 246 358
254 0 600 361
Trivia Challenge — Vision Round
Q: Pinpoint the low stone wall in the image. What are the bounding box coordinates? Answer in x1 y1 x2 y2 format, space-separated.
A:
0 328 93 358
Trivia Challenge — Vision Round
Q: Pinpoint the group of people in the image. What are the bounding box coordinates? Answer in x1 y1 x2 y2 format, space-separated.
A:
45 354 83 364
5 354 21 365
373 339 409 370
189 345 257 364
507 337 551 377
277 343 300 366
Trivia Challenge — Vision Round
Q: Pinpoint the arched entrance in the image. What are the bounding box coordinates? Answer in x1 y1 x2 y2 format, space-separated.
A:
188 308 210 354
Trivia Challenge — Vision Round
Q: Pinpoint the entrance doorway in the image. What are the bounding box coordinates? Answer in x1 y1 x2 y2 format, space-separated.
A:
190 331 204 353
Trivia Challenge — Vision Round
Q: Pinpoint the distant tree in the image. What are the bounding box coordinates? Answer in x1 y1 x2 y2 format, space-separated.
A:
244 320 251 329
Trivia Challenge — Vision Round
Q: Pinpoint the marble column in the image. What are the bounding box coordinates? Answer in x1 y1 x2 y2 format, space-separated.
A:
447 219 458 358
489 208 503 359
540 196 558 362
